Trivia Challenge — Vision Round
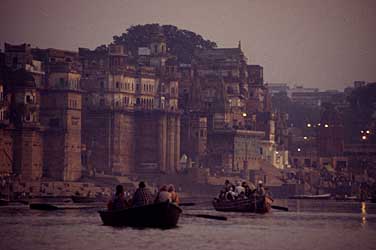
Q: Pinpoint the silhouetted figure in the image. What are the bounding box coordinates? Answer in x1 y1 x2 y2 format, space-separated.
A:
132 182 154 207
256 180 266 196
107 185 129 211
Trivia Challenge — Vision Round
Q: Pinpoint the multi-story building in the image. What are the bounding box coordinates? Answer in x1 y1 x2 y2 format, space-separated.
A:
3 44 45 181
80 36 180 176
34 48 83 181
8 69 44 181
178 43 279 174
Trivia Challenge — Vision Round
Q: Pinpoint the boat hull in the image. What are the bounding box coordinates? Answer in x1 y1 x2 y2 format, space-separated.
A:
212 196 272 213
99 202 182 229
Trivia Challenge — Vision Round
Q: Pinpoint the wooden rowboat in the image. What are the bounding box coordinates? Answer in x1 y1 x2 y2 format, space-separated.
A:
71 196 107 203
99 202 182 229
0 199 10 206
212 196 272 213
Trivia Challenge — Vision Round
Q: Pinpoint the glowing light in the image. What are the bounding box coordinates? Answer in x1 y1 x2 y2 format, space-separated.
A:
297 148 301 152
366 130 370 134
324 124 329 128
362 202 366 214
307 123 312 128
276 151 279 154
362 135 367 140
361 130 364 134
361 201 367 225
242 113 247 117
303 136 308 140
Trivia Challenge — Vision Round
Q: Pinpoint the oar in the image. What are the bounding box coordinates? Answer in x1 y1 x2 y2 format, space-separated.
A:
179 202 196 206
271 205 288 211
30 203 104 210
30 203 59 210
183 213 227 221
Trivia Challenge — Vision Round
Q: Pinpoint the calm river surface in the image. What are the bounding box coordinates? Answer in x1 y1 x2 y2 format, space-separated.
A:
1 199 376 250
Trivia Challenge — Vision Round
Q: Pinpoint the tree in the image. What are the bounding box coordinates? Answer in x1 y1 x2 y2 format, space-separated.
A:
345 83 376 143
110 23 217 63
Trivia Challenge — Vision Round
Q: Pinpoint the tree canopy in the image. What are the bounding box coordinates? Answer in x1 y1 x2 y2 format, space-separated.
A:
109 24 217 63
344 83 376 143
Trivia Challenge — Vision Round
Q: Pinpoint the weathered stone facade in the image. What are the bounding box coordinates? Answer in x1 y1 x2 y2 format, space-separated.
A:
8 68 44 181
179 42 277 173
1 37 273 182
80 37 181 176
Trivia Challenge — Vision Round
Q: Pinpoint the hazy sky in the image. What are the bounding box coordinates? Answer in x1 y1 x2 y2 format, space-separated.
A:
1 0 375 90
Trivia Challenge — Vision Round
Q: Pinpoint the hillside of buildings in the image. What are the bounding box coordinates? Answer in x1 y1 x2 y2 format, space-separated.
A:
0 24 375 200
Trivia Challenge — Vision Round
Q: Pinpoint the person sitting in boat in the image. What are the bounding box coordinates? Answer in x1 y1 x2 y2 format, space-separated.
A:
256 180 266 196
155 185 171 203
225 186 237 200
168 184 180 204
224 179 234 192
132 181 154 207
235 181 245 198
218 189 226 200
107 185 129 211
242 182 252 199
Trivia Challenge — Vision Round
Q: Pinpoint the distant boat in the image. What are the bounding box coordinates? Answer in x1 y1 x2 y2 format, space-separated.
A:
31 196 72 203
334 195 358 201
289 193 331 200
99 202 182 229
212 196 272 213
0 199 10 206
71 196 107 203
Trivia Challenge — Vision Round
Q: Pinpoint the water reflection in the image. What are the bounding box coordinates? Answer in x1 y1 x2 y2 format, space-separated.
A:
361 201 367 226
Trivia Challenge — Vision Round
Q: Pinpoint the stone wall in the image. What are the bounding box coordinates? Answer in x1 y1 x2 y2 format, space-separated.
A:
0 129 13 175
13 129 43 181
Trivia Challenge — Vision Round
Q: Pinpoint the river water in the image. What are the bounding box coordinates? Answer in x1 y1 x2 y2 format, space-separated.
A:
0 199 375 250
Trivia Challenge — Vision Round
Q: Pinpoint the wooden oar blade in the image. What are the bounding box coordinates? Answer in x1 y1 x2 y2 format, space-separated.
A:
184 213 227 220
271 205 289 211
179 202 196 206
30 203 59 210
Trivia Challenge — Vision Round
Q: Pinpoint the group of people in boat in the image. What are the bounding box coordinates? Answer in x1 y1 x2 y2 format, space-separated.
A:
107 181 179 211
218 179 267 201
